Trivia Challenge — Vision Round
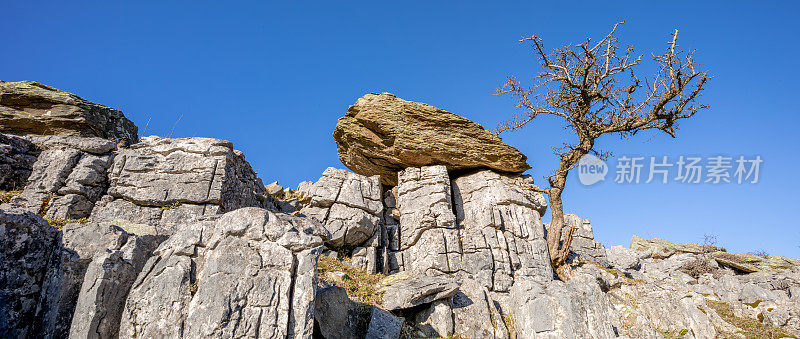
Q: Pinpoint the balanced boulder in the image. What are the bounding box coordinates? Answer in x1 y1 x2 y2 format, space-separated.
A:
333 93 530 185
0 81 138 145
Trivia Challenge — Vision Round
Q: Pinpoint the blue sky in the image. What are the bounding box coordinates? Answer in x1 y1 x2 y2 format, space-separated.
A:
2 1 798 256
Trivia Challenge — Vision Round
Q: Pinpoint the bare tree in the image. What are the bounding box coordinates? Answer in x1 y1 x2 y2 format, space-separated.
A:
496 22 709 280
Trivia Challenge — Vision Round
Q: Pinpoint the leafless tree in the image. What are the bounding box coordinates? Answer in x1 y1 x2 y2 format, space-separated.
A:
496 22 709 280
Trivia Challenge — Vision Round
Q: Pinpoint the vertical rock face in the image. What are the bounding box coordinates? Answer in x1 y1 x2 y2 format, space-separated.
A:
389 166 553 338
3 136 116 220
452 170 552 292
510 274 621 338
559 214 608 264
120 207 327 339
0 134 39 190
299 167 382 248
91 136 275 234
67 225 164 339
0 208 62 338
0 81 138 145
392 165 459 275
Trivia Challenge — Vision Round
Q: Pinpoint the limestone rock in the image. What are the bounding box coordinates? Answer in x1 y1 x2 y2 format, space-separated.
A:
365 306 402 339
378 271 459 311
605 245 649 271
314 286 365 339
91 136 274 234
120 207 326 338
3 135 115 219
630 235 725 258
0 81 138 145
510 274 621 338
452 169 552 292
333 93 530 185
391 165 459 275
0 133 39 190
299 167 382 248
557 214 608 264
0 208 62 338
67 227 164 338
451 279 510 339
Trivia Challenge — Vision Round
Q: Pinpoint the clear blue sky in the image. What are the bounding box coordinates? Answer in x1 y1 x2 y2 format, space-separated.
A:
2 1 798 256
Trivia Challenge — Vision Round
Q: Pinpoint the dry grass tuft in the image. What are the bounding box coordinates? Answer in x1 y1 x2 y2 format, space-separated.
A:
705 299 795 338
0 190 22 204
317 255 385 305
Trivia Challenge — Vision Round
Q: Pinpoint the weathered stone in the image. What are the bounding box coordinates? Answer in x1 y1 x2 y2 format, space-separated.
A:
333 93 530 185
630 235 726 258
365 306 403 339
452 170 552 292
378 271 459 311
68 231 164 338
120 207 326 338
0 81 138 145
314 286 364 339
4 136 115 219
452 279 509 339
605 245 649 271
90 136 274 234
0 133 39 190
556 214 607 264
412 300 454 338
0 208 62 338
299 167 382 248
392 166 459 275
510 274 621 338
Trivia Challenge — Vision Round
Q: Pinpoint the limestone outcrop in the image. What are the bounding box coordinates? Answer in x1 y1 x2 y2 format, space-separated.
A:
91 136 275 234
120 207 326 338
0 208 62 338
0 81 138 145
298 167 382 248
333 93 530 185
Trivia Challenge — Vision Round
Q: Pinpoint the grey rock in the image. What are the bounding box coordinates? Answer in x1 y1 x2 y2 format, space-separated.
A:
91 136 274 234
5 137 115 219
378 271 459 311
391 165 459 275
510 274 621 338
0 133 39 190
365 307 402 339
413 300 454 338
314 286 365 339
551 214 607 264
452 279 509 339
0 80 138 145
299 167 382 248
120 207 326 338
68 232 164 338
452 169 553 292
605 245 646 271
0 208 62 338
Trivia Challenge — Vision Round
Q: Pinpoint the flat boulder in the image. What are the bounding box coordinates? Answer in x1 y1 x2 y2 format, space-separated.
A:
0 81 138 145
333 93 530 185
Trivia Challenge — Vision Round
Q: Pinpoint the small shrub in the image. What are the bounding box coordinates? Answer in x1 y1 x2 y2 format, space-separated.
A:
0 190 22 204
160 201 182 210
46 217 89 230
38 195 53 216
679 257 716 279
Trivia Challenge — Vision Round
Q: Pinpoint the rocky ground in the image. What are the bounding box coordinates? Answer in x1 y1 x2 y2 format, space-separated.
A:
1 81 798 338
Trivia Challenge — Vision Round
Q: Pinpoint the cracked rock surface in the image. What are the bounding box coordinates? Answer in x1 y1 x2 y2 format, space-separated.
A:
120 207 327 338
299 167 382 248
